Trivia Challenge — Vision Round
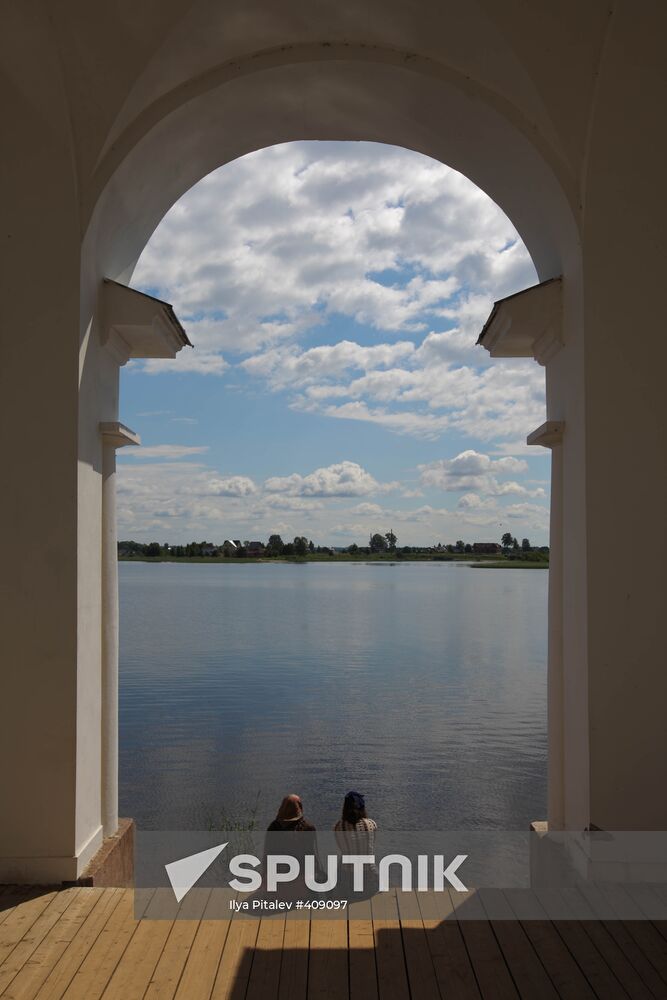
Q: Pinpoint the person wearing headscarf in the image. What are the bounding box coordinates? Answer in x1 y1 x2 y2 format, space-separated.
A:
267 794 315 833
262 794 319 901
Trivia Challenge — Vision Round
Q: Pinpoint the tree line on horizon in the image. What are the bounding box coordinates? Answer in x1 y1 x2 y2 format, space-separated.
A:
118 530 549 560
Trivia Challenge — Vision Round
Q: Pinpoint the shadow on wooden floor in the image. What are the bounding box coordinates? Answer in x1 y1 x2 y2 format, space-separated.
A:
225 909 667 999
1 885 667 998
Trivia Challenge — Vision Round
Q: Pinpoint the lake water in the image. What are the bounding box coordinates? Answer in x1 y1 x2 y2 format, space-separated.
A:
119 561 547 832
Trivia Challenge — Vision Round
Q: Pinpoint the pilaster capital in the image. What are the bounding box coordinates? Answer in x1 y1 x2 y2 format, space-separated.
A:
477 277 563 367
99 279 191 366
99 422 141 449
527 420 565 448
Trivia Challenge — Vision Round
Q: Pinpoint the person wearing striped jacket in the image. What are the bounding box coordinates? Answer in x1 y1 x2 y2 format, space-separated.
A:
334 790 379 898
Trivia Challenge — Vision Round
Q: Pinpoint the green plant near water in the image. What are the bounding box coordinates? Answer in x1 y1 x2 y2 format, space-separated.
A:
203 792 262 853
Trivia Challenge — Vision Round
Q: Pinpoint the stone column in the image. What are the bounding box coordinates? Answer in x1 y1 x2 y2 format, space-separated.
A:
528 421 565 830
100 423 140 837
95 281 189 845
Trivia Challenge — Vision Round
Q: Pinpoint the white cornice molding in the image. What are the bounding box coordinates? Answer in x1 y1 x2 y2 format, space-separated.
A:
104 327 132 366
99 279 191 365
527 420 565 448
99 422 141 449
533 325 563 366
477 277 563 367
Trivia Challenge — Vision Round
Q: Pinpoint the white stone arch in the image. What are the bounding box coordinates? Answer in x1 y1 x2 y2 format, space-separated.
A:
5 0 666 886
83 45 581 292
80 45 587 850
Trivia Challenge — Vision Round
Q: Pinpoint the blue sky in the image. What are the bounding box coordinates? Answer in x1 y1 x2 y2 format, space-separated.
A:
118 141 550 546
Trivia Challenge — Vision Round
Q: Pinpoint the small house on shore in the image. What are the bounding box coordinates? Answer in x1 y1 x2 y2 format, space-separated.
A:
472 542 502 554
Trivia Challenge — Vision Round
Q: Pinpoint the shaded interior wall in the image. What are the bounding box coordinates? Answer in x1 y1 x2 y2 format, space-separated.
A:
582 0 667 830
0 3 82 879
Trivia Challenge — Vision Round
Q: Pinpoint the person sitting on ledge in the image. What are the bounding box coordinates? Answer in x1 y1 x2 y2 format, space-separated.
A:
267 793 316 833
262 794 318 900
334 790 379 897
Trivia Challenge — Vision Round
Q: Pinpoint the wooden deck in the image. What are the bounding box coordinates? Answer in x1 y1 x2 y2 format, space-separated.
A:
1 884 667 999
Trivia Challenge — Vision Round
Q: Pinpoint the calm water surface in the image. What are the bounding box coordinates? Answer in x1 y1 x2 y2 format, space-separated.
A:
119 561 547 831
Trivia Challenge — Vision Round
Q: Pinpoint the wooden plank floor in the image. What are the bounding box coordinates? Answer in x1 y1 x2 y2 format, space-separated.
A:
1 886 667 1000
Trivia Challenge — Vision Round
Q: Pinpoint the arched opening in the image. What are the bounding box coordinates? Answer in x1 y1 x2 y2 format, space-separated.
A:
112 139 552 834
73 40 589 881
83 48 580 289
4 0 665 897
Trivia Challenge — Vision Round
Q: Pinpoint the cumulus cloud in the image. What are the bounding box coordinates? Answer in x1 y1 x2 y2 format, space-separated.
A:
349 502 384 516
118 462 256 500
117 462 226 532
123 141 549 542
116 456 404 541
290 357 545 443
206 476 257 497
117 453 549 545
134 141 535 361
420 451 526 487
240 340 415 389
264 461 385 498
132 140 544 450
418 450 546 498
457 493 497 511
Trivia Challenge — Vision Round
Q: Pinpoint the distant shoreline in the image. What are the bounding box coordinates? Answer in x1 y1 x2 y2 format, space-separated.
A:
469 561 548 569
119 554 548 568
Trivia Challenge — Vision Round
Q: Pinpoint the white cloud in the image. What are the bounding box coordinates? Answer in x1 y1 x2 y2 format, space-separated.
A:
118 462 256 500
302 400 452 440
206 476 257 497
457 493 497 511
349 502 384 516
122 141 550 543
453 494 548 531
138 352 229 376
504 503 550 528
417 450 546 498
116 457 548 545
260 495 324 512
134 142 536 367
122 444 209 459
264 461 385 498
117 462 227 533
132 140 544 451
272 349 545 445
241 340 416 389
